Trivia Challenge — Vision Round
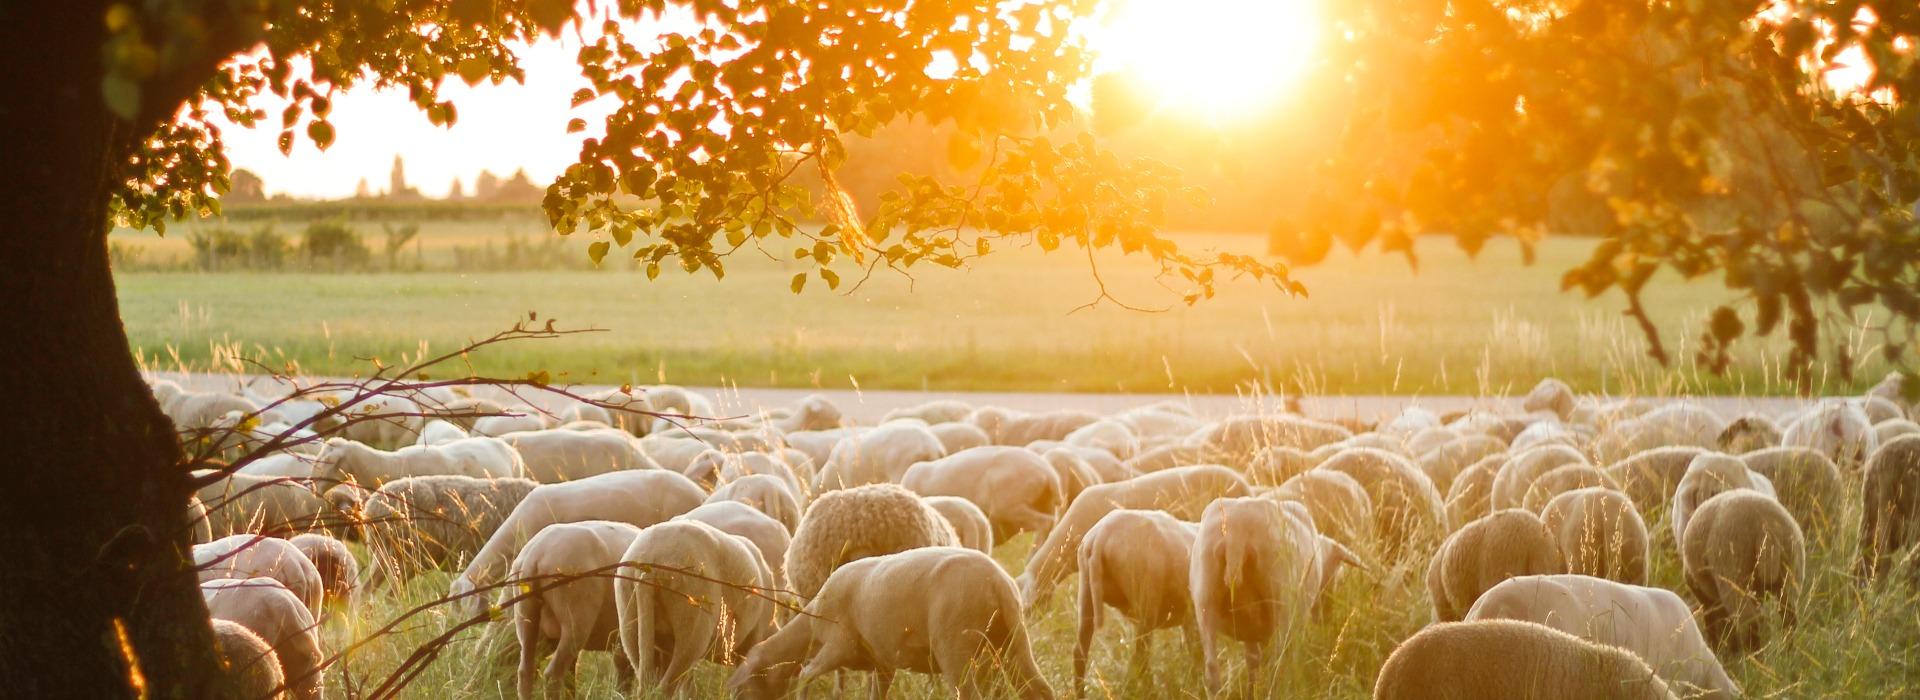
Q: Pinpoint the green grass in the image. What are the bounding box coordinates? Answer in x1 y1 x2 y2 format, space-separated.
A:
318 487 1920 699
117 219 1896 396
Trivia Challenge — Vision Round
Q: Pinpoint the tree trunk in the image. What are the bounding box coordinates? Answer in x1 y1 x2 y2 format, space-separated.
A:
0 5 229 698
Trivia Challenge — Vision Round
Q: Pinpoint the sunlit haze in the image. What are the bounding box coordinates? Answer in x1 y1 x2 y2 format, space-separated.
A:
1088 0 1318 122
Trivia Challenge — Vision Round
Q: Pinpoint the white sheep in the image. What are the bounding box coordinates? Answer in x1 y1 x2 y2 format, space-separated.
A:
195 534 325 616
901 446 1063 544
1540 487 1650 585
1520 463 1621 513
1604 445 1710 517
1426 509 1563 622
1074 508 1199 697
287 533 358 609
1040 447 1104 507
1718 413 1782 454
358 475 537 582
1186 414 1352 465
1467 575 1738 699
615 519 779 697
1374 619 1677 700
784 483 958 600
1490 444 1590 511
705 474 803 533
211 619 285 700
714 450 806 500
1268 469 1374 550
195 473 350 539
417 419 470 446
1859 434 1920 584
1589 404 1727 465
923 495 995 554
201 577 323 700
1782 400 1879 469
1017 465 1251 609
451 470 706 612
971 406 1103 447
1443 454 1502 530
331 393 427 448
883 399 974 425
1742 446 1844 543
1191 498 1359 695
1671 453 1777 547
1064 418 1140 459
474 411 550 437
814 421 948 492
1874 418 1920 445
313 436 525 488
501 428 655 483
930 421 992 455
1315 448 1448 557
1681 490 1804 653
1416 434 1506 495
508 520 643 699
674 500 792 587
1046 444 1135 483
727 547 1053 700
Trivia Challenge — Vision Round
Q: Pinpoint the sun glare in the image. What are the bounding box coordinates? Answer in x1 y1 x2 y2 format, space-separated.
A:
1092 0 1319 122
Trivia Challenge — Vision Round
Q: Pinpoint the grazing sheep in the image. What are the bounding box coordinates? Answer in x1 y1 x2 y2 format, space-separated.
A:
1859 434 1920 584
1718 413 1783 454
883 399 974 425
814 422 947 491
1316 448 1448 557
728 547 1053 700
332 394 427 448
1111 404 1204 440
211 619 286 700
972 406 1103 447
635 435 724 478
474 412 551 437
1490 444 1589 511
1426 510 1563 622
716 451 807 500
501 429 655 483
1374 619 1677 700
509 520 643 700
1604 446 1710 517
1509 419 1590 454
359 475 537 581
1045 444 1133 483
1540 488 1650 585
1671 453 1777 547
436 396 508 431
779 427 865 473
1123 442 1208 474
923 495 995 554
195 473 351 539
641 384 716 432
1186 414 1352 466
1862 395 1906 424
235 452 322 480
1064 418 1140 459
313 436 525 488
1875 418 1920 445
188 495 214 545
1040 447 1104 506
1520 463 1620 513
1868 371 1914 415
616 519 779 698
1075 509 1199 696
1681 491 1805 653
1782 400 1879 470
195 534 326 615
1444 455 1502 529
1403 427 1458 461
451 470 706 611
1191 498 1360 695
674 501 793 587
287 533 358 609
1742 446 1844 543
201 577 324 700
785 483 958 600
931 421 992 455
1269 469 1374 550
165 389 262 432
418 419 470 446
1466 575 1738 700
1017 466 1251 609
577 388 657 436
1247 446 1320 487
902 446 1064 543
1590 405 1728 465
706 474 803 533
1416 435 1505 495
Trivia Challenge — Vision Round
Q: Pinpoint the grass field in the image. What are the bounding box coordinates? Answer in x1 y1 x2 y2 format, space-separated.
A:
115 217 1898 396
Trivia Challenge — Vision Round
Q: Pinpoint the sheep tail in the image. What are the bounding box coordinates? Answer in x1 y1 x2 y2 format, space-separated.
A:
1223 519 1250 591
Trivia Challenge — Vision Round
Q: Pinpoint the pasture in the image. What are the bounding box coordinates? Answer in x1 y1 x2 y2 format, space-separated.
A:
115 217 1894 397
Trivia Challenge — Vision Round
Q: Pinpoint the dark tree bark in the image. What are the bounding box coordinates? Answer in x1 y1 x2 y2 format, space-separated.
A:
0 4 229 698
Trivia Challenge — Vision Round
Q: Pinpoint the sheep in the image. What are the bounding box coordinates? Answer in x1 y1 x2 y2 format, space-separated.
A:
901 446 1064 544
814 422 948 491
1268 469 1374 550
972 406 1103 447
451 469 707 611
1046 444 1134 483
1862 395 1906 424
1875 418 1920 445
614 519 778 698
636 435 724 477
1416 434 1505 495
1742 446 1844 543
1190 498 1360 695
1075 509 1198 696
287 533 358 609
1671 453 1777 547
1247 446 1320 487
575 388 657 436
1466 575 1738 699
1187 415 1352 465
434 396 507 431
1509 419 1590 454
195 534 325 615
883 399 974 425
1604 446 1710 516
500 429 655 483
1718 413 1783 454
1490 444 1589 511
1782 400 1879 470
641 384 716 433
211 619 285 700
923 495 996 554
1403 427 1458 460
1330 432 1411 457
331 393 426 448
769 393 842 433
1123 442 1208 474
1064 418 1139 459
418 419 470 446
674 501 793 587
1859 434 1920 584
1374 619 1677 700
359 475 537 581
1111 404 1204 440
784 483 958 600
1378 407 1444 438
508 520 643 699
313 436 525 488
1867 371 1914 415
1316 448 1448 557
706 474 803 533
188 495 214 545
1040 447 1103 506
1017 465 1251 609
474 412 550 437
233 452 321 480
780 427 866 472
1590 404 1728 465
1681 491 1804 653
1444 455 1502 529
195 473 351 539
727 547 1052 700
1519 463 1621 513
716 451 807 499
165 389 262 432
201 577 323 700
932 421 992 454
1539 488 1649 585
1426 509 1563 622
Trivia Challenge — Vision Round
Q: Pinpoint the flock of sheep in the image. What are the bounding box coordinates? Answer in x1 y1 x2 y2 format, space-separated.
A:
163 370 1920 699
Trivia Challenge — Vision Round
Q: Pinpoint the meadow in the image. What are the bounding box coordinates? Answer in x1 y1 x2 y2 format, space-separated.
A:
115 215 1895 397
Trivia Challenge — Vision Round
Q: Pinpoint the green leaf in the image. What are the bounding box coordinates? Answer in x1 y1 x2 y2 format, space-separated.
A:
790 273 807 294
307 120 335 150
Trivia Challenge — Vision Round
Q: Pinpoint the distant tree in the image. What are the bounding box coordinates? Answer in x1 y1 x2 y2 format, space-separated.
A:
489 167 542 203
447 176 465 200
387 154 421 200
353 176 372 199
227 168 265 202
474 168 501 200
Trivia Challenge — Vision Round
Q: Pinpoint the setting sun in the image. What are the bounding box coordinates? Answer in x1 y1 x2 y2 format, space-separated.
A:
1091 0 1319 122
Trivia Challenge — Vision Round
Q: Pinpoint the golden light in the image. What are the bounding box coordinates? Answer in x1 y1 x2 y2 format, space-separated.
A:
1091 0 1319 122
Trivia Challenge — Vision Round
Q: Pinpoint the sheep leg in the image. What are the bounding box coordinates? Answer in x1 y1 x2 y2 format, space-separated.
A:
515 608 543 700
1241 639 1265 699
1125 622 1153 679
1196 613 1224 696
1074 570 1099 699
612 650 634 687
542 625 583 700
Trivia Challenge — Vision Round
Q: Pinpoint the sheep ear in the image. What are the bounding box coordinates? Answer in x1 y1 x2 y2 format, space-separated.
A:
1322 536 1367 575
